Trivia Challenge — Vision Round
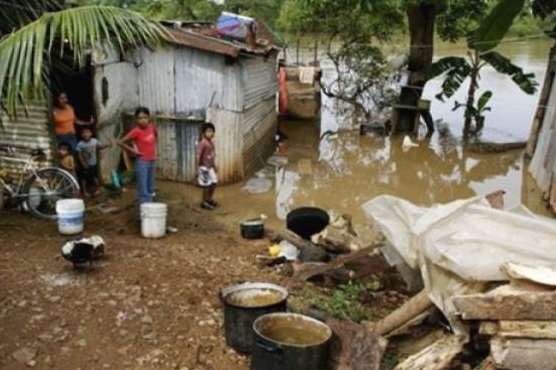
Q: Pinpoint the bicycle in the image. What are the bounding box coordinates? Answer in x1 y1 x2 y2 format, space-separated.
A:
0 145 80 219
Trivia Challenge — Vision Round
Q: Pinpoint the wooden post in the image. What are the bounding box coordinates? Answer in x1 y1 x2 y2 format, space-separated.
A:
313 39 318 65
296 37 300 65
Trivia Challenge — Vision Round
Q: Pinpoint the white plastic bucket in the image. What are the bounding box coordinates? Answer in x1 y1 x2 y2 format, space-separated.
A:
140 202 167 238
56 199 85 235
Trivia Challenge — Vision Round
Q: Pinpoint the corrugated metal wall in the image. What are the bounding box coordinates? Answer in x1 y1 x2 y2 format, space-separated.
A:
0 104 53 178
109 45 279 184
206 107 244 184
137 48 176 115
242 97 278 176
175 48 243 113
530 74 556 191
241 54 279 110
157 117 202 183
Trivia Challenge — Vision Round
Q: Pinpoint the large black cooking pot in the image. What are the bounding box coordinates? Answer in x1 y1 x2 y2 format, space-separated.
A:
286 207 330 240
251 313 332 370
220 282 288 354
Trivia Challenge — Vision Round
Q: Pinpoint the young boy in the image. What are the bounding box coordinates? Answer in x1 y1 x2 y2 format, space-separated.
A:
197 123 218 210
58 142 76 178
76 128 111 197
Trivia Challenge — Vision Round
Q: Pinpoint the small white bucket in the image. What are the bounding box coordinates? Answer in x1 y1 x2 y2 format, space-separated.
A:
56 199 85 235
140 202 167 239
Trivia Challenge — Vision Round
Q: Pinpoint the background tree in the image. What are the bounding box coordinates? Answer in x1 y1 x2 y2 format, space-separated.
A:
429 0 540 136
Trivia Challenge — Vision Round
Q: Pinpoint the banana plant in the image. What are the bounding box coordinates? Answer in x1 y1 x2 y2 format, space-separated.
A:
428 0 538 135
0 1 168 117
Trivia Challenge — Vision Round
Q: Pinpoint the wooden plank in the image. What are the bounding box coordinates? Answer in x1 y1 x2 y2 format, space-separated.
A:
491 337 556 370
453 290 556 320
393 334 466 370
480 321 556 339
366 290 432 336
473 357 496 370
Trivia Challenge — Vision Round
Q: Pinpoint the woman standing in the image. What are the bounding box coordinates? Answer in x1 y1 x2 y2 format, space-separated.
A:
115 107 157 204
52 92 93 151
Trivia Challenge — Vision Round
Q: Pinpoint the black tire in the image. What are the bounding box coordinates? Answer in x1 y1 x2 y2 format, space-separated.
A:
23 168 80 220
286 207 330 240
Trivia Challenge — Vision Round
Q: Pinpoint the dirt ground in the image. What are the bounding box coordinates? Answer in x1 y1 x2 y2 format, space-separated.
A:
0 193 288 370
0 184 412 370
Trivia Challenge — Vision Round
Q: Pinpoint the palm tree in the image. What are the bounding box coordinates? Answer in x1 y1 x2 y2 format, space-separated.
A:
0 0 168 116
428 0 542 136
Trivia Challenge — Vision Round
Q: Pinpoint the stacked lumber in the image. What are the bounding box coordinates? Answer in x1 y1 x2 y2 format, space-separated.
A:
452 263 556 370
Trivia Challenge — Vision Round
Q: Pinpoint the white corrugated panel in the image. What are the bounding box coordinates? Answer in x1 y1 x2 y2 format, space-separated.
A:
241 54 279 110
241 98 277 176
0 104 53 178
206 107 244 184
175 48 242 113
242 96 276 137
137 47 176 115
93 54 138 181
530 76 556 191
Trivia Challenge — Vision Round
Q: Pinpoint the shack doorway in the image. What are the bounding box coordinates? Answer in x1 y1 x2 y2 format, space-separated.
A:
50 54 95 135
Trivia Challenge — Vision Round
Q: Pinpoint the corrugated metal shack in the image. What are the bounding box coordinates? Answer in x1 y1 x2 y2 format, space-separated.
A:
0 105 53 178
527 44 556 213
94 21 280 184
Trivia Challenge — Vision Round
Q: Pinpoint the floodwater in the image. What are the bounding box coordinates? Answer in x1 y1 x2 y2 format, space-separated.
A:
162 38 553 230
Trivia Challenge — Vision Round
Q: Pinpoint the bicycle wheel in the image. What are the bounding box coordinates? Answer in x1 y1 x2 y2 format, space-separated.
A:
23 168 80 219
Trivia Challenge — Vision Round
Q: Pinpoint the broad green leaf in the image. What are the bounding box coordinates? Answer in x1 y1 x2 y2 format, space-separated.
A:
428 56 472 101
469 0 526 52
477 90 492 111
480 51 538 94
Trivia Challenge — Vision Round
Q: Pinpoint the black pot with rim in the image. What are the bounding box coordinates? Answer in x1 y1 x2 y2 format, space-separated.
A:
251 312 332 370
220 282 288 354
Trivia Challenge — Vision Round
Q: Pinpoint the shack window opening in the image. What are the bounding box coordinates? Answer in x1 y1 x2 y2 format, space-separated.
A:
102 77 109 106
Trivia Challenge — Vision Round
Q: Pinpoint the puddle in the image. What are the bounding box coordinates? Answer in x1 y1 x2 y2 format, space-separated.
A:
40 273 79 287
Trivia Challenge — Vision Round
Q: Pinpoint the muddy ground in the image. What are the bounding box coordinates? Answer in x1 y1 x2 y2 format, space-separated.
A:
0 192 407 370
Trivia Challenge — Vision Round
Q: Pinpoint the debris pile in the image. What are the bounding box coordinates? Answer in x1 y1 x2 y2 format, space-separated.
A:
258 191 556 369
360 192 556 370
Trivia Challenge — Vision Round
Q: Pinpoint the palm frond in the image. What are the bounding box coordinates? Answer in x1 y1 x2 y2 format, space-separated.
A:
0 0 62 35
428 56 472 102
469 0 526 52
480 51 538 94
0 5 168 116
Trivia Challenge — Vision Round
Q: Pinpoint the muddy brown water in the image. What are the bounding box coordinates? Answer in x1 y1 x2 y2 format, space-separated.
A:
256 315 331 346
160 39 553 232
226 289 285 308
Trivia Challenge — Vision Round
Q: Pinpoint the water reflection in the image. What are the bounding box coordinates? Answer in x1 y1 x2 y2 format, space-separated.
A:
159 40 551 228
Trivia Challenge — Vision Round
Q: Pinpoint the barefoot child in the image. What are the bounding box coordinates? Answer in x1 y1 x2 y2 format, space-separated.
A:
58 142 76 178
197 123 218 210
76 128 111 197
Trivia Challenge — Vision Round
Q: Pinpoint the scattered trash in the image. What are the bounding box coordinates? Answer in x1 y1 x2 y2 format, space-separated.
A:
243 177 273 194
61 235 105 268
401 135 419 152
166 226 178 234
267 155 288 168
277 240 299 261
